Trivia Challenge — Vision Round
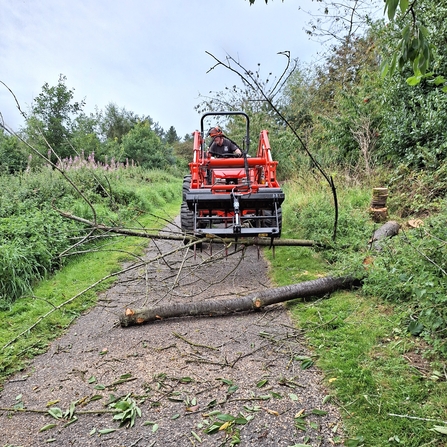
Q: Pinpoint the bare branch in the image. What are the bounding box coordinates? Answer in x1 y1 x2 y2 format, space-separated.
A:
205 51 339 241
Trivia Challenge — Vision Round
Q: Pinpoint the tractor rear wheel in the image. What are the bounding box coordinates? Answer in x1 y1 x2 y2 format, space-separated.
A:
262 208 282 235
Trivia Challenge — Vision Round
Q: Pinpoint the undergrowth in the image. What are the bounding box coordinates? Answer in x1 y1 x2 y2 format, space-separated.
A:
0 200 181 386
0 165 182 385
266 172 447 446
0 166 181 307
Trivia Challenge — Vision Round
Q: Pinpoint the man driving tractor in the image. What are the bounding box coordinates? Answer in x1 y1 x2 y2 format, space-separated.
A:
207 126 242 158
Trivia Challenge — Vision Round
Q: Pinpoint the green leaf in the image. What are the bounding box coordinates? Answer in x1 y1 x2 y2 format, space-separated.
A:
300 358 314 370
39 423 57 432
386 0 399 20
344 437 365 447
406 76 422 86
289 393 299 401
234 415 249 425
408 320 424 335
399 0 409 13
311 409 328 416
227 384 239 394
66 401 76 419
143 420 157 426
433 76 445 85
98 428 118 434
380 61 390 79
204 422 224 434
432 425 447 435
217 377 233 385
48 407 63 420
216 413 236 422
256 379 269 388
191 430 202 442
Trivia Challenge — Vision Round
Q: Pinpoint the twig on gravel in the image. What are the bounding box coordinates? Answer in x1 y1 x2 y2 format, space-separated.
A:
0 407 120 415
172 246 191 289
229 342 270 368
185 353 230 367
173 332 220 351
154 343 177 351
129 437 143 447
2 241 196 350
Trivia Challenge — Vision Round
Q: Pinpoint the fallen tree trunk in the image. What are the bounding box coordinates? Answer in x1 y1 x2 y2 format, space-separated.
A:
120 275 359 327
58 210 323 247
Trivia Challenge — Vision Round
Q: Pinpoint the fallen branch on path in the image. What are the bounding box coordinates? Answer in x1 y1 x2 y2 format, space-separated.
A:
57 210 323 248
120 275 359 327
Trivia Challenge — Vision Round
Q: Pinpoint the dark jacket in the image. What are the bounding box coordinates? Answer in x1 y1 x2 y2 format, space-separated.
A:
208 137 241 157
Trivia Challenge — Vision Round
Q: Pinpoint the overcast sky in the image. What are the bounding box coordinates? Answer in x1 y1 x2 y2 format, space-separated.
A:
1 0 325 138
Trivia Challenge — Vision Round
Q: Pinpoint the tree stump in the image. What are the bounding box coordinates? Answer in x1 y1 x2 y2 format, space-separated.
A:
369 187 389 222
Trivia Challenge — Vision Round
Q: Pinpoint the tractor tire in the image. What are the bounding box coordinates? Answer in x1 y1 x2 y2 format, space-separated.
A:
262 208 283 235
182 175 191 201
180 202 203 249
180 202 194 233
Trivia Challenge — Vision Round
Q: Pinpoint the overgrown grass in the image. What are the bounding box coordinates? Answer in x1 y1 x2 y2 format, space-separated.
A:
266 176 447 446
0 201 180 386
0 167 181 305
0 166 182 386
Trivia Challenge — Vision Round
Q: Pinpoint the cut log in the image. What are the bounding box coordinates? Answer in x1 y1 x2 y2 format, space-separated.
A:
369 220 400 251
119 276 358 327
369 187 389 223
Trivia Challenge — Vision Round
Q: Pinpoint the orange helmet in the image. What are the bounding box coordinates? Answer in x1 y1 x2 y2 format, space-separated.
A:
208 126 223 138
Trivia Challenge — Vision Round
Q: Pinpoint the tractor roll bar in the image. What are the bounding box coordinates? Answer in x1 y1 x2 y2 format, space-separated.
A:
200 111 250 153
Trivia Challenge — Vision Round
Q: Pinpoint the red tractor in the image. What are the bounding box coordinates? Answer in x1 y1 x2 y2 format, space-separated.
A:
181 112 285 240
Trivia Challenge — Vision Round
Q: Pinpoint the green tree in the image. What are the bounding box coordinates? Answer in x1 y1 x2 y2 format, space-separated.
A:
97 103 140 143
0 128 28 174
377 1 447 168
120 120 174 169
71 113 102 158
183 133 194 142
26 74 85 159
165 126 180 145
248 0 444 86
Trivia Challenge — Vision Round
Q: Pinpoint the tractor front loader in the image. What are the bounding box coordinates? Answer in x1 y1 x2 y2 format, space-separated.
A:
181 112 285 241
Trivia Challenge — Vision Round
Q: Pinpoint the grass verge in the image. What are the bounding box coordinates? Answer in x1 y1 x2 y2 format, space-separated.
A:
266 180 447 446
0 200 181 388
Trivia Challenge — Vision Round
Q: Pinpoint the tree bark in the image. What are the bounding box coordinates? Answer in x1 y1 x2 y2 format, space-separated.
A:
369 220 400 251
119 275 358 327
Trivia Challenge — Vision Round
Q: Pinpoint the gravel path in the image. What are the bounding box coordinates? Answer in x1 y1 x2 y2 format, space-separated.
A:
0 221 344 446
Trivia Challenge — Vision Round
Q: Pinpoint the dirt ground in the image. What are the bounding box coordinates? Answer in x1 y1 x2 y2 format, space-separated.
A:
0 220 344 447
